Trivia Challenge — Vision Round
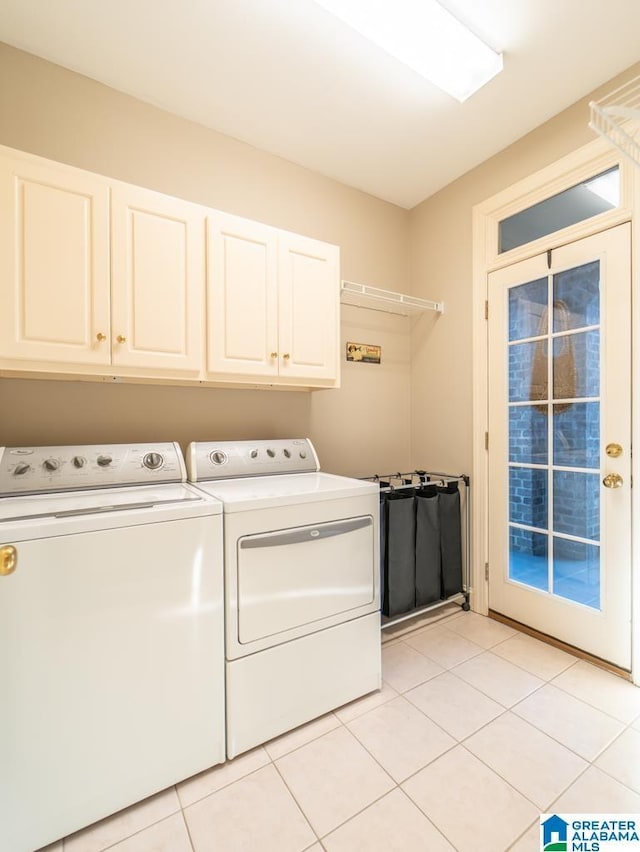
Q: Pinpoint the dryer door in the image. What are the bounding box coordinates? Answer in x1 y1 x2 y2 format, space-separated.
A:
237 515 375 644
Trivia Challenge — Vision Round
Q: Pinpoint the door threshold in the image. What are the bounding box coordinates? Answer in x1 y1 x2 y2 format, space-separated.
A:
488 610 632 682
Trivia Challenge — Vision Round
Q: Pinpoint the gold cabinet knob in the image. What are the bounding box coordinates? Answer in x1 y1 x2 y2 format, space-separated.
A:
116 335 127 344
0 545 17 576
282 353 290 360
603 472 623 489
96 332 106 342
270 352 278 359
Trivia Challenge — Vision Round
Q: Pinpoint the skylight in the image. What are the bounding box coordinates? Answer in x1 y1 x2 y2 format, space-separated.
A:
314 0 503 102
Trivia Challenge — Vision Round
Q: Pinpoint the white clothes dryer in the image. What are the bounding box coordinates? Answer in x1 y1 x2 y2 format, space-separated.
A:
0 443 225 852
187 438 381 758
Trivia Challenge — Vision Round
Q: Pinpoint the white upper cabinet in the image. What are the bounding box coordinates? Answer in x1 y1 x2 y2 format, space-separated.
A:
0 151 111 365
0 146 340 389
207 212 279 377
207 213 340 386
278 231 339 382
111 184 204 373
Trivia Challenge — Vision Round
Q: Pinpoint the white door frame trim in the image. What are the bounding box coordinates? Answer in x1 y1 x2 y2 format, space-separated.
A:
471 135 639 683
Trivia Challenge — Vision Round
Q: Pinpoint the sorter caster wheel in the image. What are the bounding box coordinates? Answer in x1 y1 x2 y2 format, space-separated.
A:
462 601 471 611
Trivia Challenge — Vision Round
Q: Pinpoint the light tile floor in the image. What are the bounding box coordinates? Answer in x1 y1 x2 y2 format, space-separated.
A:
39 611 640 852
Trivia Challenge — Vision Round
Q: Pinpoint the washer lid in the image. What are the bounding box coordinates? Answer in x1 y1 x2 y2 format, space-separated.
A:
191 472 378 512
0 482 222 525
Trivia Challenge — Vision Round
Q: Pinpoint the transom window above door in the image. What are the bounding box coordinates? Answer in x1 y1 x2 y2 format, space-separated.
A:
498 166 620 253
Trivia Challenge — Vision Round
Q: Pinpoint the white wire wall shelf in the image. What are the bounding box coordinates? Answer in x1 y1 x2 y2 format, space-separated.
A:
589 75 640 169
341 280 444 316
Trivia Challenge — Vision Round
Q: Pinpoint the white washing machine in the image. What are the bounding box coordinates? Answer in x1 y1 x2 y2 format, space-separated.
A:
187 438 381 758
0 443 225 852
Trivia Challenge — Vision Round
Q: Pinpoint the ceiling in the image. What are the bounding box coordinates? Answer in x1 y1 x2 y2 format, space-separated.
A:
1 0 639 209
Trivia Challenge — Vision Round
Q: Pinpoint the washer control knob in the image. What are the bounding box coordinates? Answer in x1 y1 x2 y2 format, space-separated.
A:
266 448 276 458
97 455 113 467
143 452 163 470
43 458 59 472
14 463 31 476
283 448 291 458
72 456 86 469
299 450 307 459
250 449 259 459
210 450 228 466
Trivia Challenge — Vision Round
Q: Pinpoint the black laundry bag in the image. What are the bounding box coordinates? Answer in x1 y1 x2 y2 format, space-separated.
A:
415 485 441 606
382 489 416 616
438 482 463 598
379 488 387 608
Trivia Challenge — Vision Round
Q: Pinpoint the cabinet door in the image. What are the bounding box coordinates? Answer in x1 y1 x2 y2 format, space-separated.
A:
207 212 278 376
278 232 339 381
110 184 204 373
0 151 111 365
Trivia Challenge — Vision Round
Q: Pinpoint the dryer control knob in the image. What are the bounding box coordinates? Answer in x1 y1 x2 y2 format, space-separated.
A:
210 451 228 466
143 452 164 470
250 449 259 459
97 455 113 467
283 448 291 458
43 458 59 472
299 451 307 459
266 448 276 458
72 456 86 469
14 462 31 476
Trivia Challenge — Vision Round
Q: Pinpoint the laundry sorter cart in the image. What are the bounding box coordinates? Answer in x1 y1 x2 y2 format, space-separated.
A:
365 470 471 628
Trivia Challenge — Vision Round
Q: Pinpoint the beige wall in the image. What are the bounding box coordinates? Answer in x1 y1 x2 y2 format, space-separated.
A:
4 41 637 480
0 43 410 477
408 62 640 476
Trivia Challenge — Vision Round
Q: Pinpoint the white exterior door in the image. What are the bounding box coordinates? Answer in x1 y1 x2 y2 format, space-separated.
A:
278 231 339 381
0 151 111 365
110 184 204 373
206 212 278 377
487 224 631 668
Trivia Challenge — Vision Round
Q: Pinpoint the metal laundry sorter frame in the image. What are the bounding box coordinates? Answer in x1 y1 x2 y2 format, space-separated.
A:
363 470 471 629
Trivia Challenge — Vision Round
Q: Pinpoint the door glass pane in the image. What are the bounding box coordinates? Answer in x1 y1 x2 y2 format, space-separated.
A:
510 405 548 464
553 537 600 608
554 261 599 330
509 341 543 402
509 529 548 591
498 167 619 253
553 471 600 541
509 468 547 527
509 278 547 341
553 330 599 399
553 402 599 468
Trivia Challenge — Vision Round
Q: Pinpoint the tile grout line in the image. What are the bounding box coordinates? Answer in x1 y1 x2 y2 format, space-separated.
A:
177 805 197 852
506 817 539 851
455 738 585 815
63 803 184 852
543 671 640 725
269 757 324 849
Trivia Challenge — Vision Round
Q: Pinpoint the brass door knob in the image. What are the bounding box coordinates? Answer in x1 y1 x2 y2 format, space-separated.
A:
606 443 623 458
282 353 290 360
0 545 17 576
96 332 106 342
603 472 623 489
116 335 127 344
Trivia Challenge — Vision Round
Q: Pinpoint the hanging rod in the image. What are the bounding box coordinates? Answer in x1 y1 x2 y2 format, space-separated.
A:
362 469 469 490
341 280 444 316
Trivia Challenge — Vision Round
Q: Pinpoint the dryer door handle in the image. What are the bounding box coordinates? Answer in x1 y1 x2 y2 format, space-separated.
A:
240 517 372 549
